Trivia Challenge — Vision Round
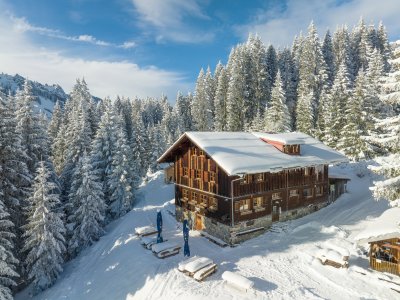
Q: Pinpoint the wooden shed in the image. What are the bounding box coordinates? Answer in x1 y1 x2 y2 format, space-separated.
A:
356 207 400 276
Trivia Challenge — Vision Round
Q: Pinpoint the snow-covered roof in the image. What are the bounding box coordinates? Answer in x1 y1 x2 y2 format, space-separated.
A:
158 132 348 176
355 207 400 244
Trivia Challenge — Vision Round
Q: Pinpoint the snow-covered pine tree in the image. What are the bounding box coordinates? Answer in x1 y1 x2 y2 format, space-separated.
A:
0 195 19 300
324 61 352 148
364 47 385 125
90 98 118 208
376 21 392 73
264 70 291 133
52 122 68 175
295 22 327 135
247 35 269 116
265 44 278 99
369 114 400 207
48 101 63 144
68 153 105 257
204 66 215 125
192 69 213 131
15 79 49 174
337 71 368 160
278 47 298 127
226 46 247 131
148 124 166 173
322 30 335 86
0 92 31 288
333 25 354 81
23 161 65 293
350 17 369 74
214 65 229 131
174 91 193 134
107 127 135 219
131 111 147 177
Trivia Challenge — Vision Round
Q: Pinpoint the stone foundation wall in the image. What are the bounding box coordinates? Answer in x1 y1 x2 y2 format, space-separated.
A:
175 200 330 245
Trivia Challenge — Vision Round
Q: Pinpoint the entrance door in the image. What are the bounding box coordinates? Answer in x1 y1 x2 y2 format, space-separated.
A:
195 214 203 230
272 201 281 222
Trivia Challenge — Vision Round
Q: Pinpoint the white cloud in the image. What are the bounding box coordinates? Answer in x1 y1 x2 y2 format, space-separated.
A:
131 0 214 43
10 15 136 49
237 0 400 47
0 12 190 99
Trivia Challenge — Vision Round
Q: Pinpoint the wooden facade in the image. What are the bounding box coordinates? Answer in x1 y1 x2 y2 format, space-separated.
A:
369 238 400 276
173 141 330 229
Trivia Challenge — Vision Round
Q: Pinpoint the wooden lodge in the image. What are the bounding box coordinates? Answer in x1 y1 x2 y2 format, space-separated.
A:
356 208 400 276
158 132 348 244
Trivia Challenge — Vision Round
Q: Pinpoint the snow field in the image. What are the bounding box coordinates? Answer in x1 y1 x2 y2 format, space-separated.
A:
17 165 400 300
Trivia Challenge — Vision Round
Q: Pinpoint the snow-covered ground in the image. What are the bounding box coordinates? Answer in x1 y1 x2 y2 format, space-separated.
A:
17 164 400 300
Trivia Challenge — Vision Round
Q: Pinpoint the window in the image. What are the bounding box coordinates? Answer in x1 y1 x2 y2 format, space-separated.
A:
192 148 198 155
272 192 281 200
304 168 309 176
239 199 250 212
253 197 264 208
209 197 218 211
195 170 202 179
289 189 299 197
316 186 323 196
234 202 240 212
199 150 205 156
192 192 198 202
255 173 264 182
209 172 216 182
182 189 188 200
303 188 313 198
183 167 188 177
240 176 248 185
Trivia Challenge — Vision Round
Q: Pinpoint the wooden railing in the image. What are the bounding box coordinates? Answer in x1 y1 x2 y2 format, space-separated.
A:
370 257 400 276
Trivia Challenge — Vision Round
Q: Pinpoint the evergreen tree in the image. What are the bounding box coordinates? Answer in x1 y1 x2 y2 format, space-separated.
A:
226 46 247 131
322 30 335 85
247 35 269 115
0 92 31 287
278 48 298 127
48 101 63 144
15 79 49 174
23 161 65 293
52 122 68 175
90 99 118 208
192 69 213 130
376 21 392 73
68 154 105 256
108 128 135 219
264 70 291 133
324 61 352 147
174 92 193 134
295 22 328 134
0 197 19 300
266 44 278 98
214 66 229 131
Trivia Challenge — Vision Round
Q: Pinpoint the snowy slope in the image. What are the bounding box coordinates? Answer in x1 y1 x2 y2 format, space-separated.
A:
16 164 400 300
0 73 68 115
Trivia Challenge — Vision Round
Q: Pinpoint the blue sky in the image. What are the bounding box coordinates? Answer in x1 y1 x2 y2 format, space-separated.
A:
0 0 399 100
